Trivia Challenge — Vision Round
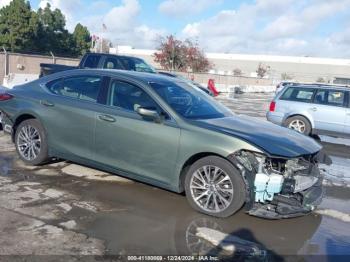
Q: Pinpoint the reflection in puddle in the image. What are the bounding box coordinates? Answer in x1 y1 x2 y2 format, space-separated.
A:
0 155 12 176
185 218 224 255
186 217 269 259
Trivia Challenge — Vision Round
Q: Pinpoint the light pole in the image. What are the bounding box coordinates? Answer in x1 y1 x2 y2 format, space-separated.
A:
2 46 8 77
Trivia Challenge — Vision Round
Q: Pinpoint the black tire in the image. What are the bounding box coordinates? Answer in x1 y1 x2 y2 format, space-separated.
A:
15 119 49 166
284 116 311 135
184 156 246 218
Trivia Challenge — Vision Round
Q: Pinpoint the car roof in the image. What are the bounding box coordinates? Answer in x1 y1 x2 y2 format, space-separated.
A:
40 68 183 86
88 52 146 61
285 83 349 91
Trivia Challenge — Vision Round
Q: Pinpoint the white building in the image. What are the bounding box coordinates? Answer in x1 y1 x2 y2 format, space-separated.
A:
110 46 350 84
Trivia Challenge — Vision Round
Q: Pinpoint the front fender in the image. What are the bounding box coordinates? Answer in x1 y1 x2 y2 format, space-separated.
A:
172 125 263 192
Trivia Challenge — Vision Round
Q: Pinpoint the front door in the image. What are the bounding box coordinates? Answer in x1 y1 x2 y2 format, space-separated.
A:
94 79 180 185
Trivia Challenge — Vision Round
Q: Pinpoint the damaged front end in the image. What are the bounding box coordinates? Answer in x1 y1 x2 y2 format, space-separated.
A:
229 150 331 219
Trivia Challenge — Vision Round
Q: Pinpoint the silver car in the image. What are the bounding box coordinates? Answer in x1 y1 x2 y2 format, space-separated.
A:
267 85 350 138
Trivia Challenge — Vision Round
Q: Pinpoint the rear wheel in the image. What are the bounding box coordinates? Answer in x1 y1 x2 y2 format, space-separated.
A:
15 119 49 165
285 116 311 135
184 156 246 218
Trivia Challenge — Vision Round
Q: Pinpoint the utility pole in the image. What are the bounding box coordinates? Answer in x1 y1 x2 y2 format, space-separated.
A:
2 46 8 77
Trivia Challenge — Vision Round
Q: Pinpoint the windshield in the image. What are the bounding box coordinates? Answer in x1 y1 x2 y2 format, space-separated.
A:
149 81 233 120
131 58 156 73
104 56 156 73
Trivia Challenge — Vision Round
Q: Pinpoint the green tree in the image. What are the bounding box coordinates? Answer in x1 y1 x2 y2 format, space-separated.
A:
36 3 73 55
0 0 39 52
73 23 91 55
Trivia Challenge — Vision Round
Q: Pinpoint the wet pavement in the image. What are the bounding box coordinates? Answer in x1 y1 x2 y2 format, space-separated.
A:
0 93 349 261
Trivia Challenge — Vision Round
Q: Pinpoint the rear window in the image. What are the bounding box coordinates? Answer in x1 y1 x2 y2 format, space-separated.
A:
280 87 315 103
103 56 156 73
46 75 102 103
82 55 100 69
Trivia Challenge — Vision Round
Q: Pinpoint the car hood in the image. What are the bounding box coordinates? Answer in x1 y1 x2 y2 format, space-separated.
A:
193 115 322 158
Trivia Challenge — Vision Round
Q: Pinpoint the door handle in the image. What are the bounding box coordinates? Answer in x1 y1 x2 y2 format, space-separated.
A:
40 100 54 107
98 114 116 122
309 107 317 112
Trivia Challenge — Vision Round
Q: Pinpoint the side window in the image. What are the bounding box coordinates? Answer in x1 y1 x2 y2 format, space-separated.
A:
280 87 315 103
328 90 345 106
103 57 125 70
315 90 345 107
46 78 63 93
314 90 327 104
82 55 100 69
47 76 102 103
108 80 159 113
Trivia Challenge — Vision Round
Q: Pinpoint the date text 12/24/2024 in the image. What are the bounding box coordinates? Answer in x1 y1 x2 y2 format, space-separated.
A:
127 256 219 261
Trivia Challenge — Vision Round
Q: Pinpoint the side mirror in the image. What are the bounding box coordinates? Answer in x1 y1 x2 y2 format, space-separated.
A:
136 107 161 122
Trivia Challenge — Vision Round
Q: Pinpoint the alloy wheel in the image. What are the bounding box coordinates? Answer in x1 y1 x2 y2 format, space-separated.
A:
190 165 234 213
288 119 306 133
17 125 41 161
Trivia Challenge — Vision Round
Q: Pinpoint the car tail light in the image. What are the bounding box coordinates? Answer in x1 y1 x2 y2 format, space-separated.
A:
0 93 13 101
269 101 276 112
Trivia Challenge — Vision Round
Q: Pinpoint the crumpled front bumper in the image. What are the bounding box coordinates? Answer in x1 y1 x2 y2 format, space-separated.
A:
248 173 324 219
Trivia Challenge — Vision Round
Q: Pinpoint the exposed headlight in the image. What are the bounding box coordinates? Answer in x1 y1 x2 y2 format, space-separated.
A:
234 150 265 172
293 175 318 193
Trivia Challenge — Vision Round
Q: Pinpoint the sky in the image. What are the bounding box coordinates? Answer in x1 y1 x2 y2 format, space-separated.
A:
1 0 350 58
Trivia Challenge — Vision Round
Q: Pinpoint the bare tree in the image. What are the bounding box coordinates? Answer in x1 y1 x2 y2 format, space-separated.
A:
256 63 268 78
281 72 293 80
316 77 326 83
233 68 242 76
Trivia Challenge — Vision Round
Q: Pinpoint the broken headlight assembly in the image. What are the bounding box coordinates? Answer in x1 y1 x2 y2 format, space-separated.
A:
233 150 321 204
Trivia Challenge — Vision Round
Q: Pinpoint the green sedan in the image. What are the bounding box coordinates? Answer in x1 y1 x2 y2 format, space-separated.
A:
0 70 329 218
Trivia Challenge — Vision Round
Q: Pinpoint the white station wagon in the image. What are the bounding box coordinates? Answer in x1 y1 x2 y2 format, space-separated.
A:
267 84 350 138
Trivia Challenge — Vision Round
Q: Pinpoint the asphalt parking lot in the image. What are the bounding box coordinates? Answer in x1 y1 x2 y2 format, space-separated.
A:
0 93 349 260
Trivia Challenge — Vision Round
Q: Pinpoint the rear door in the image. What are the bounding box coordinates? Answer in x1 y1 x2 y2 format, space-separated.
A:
311 89 347 135
277 86 316 119
43 74 105 159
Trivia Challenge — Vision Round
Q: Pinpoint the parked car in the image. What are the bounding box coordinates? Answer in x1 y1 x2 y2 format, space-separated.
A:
158 71 214 96
0 70 330 218
0 85 6 129
40 53 157 77
267 84 350 138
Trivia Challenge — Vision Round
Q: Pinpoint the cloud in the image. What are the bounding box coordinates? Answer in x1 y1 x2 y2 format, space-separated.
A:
81 0 165 49
0 0 12 8
262 0 350 39
158 0 222 18
103 0 140 33
181 0 350 57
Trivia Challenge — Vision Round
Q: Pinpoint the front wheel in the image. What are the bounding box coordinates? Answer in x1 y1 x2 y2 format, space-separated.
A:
184 156 246 218
15 119 49 166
